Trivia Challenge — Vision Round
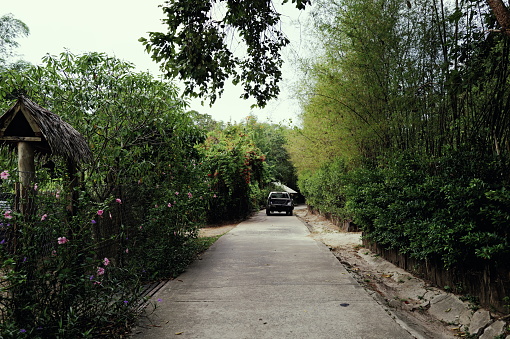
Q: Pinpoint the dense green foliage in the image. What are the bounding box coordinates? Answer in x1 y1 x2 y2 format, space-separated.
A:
244 116 297 189
200 124 266 222
345 150 510 267
289 0 510 270
300 148 510 268
298 158 350 219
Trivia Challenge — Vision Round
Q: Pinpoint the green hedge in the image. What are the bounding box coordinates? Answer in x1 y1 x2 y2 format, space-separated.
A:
298 158 351 219
299 149 510 268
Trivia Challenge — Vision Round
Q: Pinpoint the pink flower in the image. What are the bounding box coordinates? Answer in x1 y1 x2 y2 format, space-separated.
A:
109 212 112 219
175 191 179 195
52 250 57 256
4 211 12 219
103 257 110 266
167 203 172 207
34 183 38 191
213 194 217 198
187 192 193 198
125 248 129 253
0 171 9 180
97 267 105 275
97 210 103 216
55 191 60 199
116 198 122 204
57 237 68 244
41 214 47 221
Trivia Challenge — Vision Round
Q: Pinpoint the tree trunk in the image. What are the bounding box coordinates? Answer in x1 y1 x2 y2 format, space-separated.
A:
487 0 510 36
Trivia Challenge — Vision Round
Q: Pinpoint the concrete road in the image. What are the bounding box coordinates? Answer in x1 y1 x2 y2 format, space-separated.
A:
131 210 414 339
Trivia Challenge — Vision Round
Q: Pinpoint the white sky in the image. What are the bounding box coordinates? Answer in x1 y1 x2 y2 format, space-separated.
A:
2 0 309 125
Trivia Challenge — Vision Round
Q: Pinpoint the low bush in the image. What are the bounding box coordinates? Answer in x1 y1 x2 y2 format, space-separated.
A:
300 148 510 268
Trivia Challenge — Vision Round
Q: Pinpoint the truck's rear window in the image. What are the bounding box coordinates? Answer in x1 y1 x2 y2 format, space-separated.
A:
270 193 288 199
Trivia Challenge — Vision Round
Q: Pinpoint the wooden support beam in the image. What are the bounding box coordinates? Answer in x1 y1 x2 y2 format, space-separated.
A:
0 136 42 142
17 141 36 217
18 141 35 186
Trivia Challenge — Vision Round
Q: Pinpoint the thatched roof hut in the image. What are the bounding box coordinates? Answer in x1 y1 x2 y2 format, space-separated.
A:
0 96 92 165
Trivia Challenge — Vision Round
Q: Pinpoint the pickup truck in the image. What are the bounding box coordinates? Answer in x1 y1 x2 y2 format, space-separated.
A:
266 191 294 216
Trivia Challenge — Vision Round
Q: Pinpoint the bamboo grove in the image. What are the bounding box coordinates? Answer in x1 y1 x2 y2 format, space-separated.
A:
291 0 510 166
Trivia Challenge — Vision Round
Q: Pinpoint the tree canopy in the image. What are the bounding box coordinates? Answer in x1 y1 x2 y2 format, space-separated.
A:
0 13 29 68
140 0 310 107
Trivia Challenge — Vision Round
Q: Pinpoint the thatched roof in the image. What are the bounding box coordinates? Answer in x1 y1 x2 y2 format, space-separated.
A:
0 96 92 165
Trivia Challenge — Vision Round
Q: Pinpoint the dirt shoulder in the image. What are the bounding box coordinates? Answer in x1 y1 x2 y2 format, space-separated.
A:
198 222 238 238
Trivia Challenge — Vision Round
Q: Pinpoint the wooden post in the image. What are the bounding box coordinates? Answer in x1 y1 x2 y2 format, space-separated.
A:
66 160 78 216
17 141 35 217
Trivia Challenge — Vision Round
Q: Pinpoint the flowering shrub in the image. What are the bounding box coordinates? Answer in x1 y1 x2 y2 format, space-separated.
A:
122 157 210 279
0 189 144 338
